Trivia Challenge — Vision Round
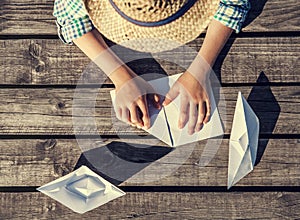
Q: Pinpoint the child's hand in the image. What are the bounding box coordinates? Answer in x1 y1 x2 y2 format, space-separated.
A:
162 71 211 135
114 73 160 129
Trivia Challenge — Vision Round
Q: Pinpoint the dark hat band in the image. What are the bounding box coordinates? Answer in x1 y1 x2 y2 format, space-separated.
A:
109 0 198 27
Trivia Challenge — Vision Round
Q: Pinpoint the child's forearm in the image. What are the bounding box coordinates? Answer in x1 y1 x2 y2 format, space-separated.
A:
73 29 108 60
73 29 136 86
187 19 233 79
198 19 233 67
74 20 232 85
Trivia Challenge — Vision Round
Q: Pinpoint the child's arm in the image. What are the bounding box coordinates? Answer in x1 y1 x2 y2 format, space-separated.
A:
73 30 160 129
73 29 134 86
53 0 159 129
163 0 251 134
198 19 233 67
163 20 232 135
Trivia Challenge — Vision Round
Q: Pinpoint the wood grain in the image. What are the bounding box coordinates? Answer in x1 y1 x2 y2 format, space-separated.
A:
0 138 299 186
243 0 300 32
1 0 299 35
0 192 299 219
2 0 299 217
0 86 298 135
1 0 55 35
1 37 299 85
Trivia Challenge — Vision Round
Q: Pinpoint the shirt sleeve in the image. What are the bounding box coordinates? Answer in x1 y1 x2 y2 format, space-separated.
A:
53 0 95 44
213 0 251 33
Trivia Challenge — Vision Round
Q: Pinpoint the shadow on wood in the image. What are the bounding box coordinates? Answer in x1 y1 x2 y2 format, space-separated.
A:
74 141 172 185
246 72 280 165
214 0 268 83
243 0 268 28
213 38 235 84
101 32 169 80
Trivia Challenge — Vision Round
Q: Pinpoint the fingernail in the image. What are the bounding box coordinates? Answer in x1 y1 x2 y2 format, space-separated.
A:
144 123 150 129
196 124 203 131
154 95 160 102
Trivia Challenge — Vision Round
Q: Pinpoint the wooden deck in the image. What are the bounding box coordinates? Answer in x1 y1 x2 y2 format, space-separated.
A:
1 0 299 219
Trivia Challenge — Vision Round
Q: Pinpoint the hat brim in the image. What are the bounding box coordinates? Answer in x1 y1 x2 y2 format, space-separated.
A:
84 0 219 53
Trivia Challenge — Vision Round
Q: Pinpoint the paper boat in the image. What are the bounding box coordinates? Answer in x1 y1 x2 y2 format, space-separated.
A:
228 92 259 189
37 166 126 213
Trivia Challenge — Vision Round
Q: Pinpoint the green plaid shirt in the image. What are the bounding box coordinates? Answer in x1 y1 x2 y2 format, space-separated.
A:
54 0 250 44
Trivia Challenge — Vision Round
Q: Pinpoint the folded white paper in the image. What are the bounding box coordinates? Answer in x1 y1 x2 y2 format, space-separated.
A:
110 73 224 147
228 92 260 189
37 166 126 214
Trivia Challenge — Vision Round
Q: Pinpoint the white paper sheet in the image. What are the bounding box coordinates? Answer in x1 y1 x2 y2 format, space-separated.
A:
37 166 126 214
110 73 224 147
228 92 259 189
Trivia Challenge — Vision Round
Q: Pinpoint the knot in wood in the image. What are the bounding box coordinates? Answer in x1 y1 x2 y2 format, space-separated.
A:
36 139 57 151
54 164 71 176
29 42 42 59
56 101 65 109
35 60 45 72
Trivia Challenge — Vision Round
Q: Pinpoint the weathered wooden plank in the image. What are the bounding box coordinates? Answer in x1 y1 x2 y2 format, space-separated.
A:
0 192 299 219
243 0 300 32
0 86 298 135
1 0 55 35
0 138 299 186
1 37 299 84
1 0 299 35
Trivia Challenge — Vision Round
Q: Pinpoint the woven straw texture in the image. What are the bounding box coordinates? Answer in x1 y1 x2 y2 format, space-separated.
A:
84 0 219 53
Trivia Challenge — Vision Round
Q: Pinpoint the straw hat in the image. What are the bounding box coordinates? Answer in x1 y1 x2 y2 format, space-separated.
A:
84 0 219 53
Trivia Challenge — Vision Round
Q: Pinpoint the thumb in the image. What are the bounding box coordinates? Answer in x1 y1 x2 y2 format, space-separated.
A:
148 93 161 109
154 94 161 109
162 84 179 106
